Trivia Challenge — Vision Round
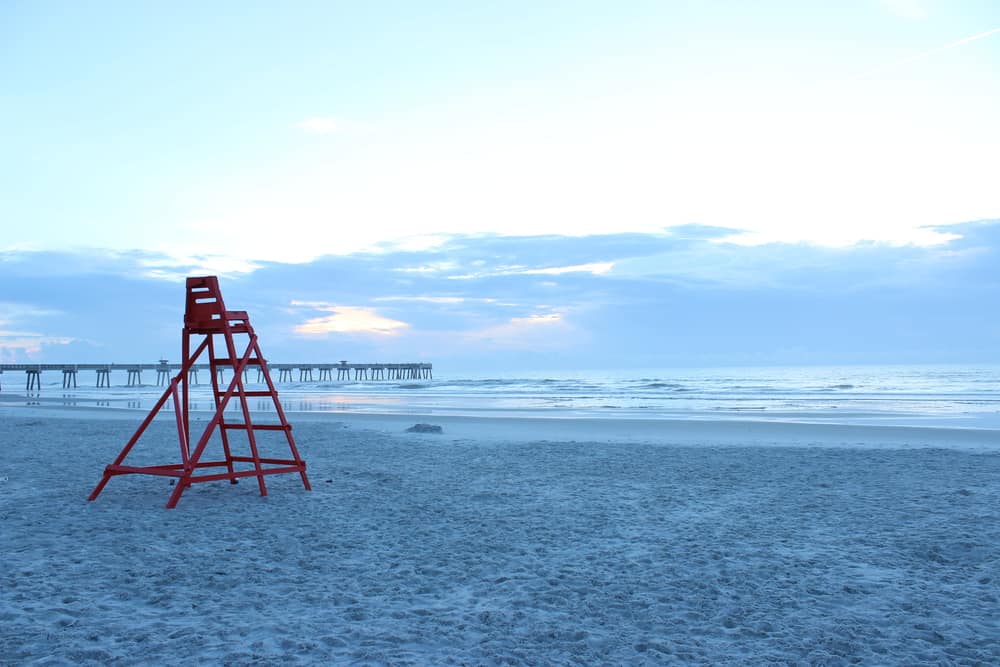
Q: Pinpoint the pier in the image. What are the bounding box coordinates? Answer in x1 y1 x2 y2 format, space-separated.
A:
0 361 432 392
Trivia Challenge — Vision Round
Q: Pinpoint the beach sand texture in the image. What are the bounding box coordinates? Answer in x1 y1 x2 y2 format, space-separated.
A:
2 411 999 665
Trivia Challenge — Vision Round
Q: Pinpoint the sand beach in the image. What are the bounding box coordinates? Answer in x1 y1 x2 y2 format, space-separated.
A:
2 403 998 665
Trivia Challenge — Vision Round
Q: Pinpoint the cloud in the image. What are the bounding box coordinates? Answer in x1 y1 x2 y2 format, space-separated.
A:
448 261 615 281
0 303 62 325
391 261 461 275
374 296 500 305
376 235 453 253
136 254 262 281
0 303 76 360
464 311 573 349
721 226 961 248
511 313 563 325
0 330 76 361
1 223 999 367
291 302 410 336
520 262 615 276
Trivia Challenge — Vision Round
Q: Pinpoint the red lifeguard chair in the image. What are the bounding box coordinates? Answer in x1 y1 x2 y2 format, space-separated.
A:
88 276 310 508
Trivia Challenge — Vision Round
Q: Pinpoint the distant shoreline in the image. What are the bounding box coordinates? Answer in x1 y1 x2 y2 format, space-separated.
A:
3 400 999 452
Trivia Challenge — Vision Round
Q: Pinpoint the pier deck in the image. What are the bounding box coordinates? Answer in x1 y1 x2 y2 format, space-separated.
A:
0 362 432 392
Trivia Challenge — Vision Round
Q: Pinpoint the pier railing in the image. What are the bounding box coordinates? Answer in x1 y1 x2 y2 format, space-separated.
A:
0 362 432 392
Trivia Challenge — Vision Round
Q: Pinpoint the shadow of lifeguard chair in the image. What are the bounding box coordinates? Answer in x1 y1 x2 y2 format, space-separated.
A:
88 276 310 508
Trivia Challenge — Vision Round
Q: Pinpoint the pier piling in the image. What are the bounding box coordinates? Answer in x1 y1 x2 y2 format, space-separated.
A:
62 367 78 388
0 361 432 392
155 360 171 386
25 368 41 392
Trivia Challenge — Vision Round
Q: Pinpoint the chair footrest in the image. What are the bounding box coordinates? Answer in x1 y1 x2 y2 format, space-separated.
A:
221 423 292 431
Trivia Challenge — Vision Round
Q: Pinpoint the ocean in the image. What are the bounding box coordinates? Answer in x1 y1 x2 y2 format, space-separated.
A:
5 363 1000 429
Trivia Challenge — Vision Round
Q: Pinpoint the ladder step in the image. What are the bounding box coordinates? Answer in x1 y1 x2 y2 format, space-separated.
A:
211 358 262 366
216 390 274 397
221 423 292 431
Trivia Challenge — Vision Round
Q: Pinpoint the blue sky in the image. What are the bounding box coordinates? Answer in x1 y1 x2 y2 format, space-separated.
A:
1 1 999 372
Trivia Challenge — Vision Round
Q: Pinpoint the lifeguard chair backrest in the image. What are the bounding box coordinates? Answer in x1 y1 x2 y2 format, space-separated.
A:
184 276 227 331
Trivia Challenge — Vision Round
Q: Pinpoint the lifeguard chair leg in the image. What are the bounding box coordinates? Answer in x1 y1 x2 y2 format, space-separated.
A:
255 338 311 490
207 335 239 484
88 373 189 501
223 326 268 497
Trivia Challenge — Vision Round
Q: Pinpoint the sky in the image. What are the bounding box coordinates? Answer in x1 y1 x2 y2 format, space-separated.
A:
1 1 999 373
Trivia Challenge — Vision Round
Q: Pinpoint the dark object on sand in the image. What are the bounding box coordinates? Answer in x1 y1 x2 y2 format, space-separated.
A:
406 423 443 434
